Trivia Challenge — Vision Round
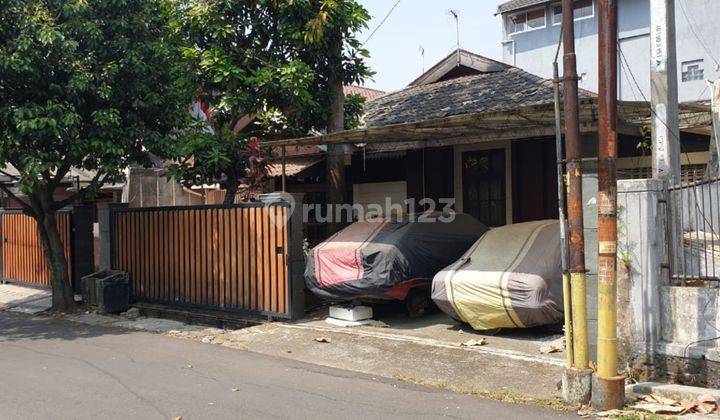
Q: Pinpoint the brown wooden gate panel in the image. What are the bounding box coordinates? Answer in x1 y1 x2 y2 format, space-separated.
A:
112 204 290 317
1 211 73 287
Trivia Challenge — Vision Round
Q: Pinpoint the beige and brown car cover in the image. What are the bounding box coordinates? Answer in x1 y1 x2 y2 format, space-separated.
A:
432 220 563 331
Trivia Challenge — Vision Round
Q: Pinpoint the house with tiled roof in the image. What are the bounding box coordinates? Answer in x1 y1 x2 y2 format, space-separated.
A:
269 47 711 229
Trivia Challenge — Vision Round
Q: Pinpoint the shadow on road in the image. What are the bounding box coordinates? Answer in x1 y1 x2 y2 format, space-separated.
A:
0 312 129 343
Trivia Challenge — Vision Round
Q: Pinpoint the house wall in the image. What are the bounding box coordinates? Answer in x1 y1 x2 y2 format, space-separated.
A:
617 178 720 385
124 167 204 208
501 0 720 102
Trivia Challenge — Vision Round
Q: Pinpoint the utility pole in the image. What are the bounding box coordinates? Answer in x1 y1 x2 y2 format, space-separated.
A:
650 0 681 183
593 0 625 410
560 0 592 405
553 61 574 371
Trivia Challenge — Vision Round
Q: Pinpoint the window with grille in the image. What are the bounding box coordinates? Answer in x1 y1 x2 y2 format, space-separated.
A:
682 60 705 82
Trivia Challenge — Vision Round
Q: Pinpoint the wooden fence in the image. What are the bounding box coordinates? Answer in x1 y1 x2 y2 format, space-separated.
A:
109 202 296 318
0 210 73 287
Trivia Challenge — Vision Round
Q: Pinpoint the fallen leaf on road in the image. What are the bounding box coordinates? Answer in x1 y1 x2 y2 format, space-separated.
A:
638 394 678 406
576 404 592 417
697 395 718 414
314 336 331 343
460 338 486 347
631 402 688 414
539 343 563 354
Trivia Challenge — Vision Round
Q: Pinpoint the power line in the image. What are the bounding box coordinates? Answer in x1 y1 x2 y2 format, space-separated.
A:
618 46 683 145
362 0 401 46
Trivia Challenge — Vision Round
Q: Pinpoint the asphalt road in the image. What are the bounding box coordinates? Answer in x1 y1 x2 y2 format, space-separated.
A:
0 312 573 419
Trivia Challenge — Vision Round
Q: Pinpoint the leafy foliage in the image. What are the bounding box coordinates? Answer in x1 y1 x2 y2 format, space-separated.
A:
0 0 193 308
170 0 373 200
0 0 192 204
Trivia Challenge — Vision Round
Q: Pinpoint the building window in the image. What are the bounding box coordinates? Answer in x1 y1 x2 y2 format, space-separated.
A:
507 8 546 34
552 0 595 25
682 60 705 82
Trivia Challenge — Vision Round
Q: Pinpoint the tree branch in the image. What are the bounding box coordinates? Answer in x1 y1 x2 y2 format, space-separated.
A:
0 182 34 215
51 170 110 211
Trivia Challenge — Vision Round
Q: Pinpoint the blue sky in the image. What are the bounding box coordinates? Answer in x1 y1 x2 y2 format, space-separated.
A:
357 1 503 92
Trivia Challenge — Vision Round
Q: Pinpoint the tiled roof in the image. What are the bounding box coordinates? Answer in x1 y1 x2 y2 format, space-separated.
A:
343 85 386 101
496 0 550 14
364 66 590 127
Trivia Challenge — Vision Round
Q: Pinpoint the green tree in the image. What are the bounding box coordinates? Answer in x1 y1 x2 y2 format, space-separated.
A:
172 0 372 205
0 0 192 310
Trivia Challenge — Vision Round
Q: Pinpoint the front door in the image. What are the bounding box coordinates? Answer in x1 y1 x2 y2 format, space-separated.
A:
462 149 506 227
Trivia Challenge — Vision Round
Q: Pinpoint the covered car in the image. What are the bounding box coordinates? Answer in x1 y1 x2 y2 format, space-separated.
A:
305 213 488 301
432 219 563 331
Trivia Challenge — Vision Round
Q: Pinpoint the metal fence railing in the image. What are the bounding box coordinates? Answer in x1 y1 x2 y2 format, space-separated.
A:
0 209 73 287
666 175 720 286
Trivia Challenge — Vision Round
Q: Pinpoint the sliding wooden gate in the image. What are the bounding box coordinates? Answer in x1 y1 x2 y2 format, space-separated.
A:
0 209 72 287
110 203 293 318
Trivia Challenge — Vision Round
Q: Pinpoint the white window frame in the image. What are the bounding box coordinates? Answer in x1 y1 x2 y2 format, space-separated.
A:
551 0 595 26
506 6 547 35
681 59 705 82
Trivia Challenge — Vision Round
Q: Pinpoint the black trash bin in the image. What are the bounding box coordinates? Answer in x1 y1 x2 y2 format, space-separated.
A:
82 270 130 314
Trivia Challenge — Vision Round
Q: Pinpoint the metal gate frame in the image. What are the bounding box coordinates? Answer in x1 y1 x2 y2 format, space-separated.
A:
102 199 304 320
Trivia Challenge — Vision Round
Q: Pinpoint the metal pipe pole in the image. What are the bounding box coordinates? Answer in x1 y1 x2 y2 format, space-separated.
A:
281 146 287 192
597 0 618 380
562 0 589 371
593 0 625 410
553 62 574 369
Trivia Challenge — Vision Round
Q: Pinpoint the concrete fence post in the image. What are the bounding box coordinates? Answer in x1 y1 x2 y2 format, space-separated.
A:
97 203 129 272
616 179 667 376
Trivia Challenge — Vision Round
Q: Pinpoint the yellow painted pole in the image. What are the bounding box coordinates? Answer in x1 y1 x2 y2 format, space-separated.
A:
562 272 575 369
571 272 589 369
597 268 617 377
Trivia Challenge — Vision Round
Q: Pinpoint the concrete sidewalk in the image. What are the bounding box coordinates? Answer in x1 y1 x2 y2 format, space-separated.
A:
0 282 51 314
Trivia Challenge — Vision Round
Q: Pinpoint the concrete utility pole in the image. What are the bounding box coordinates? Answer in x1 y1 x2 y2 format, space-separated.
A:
650 0 681 183
560 0 592 406
593 0 625 410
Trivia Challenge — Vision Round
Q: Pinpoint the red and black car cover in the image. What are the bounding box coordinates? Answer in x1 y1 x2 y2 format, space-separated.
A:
304 213 488 301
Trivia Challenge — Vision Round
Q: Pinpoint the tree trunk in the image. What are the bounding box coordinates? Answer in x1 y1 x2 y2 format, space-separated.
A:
326 36 347 235
224 174 239 205
36 209 74 311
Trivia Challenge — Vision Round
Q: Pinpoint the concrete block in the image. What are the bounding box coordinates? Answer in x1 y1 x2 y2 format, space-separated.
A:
325 317 373 327
627 382 720 403
562 368 593 405
329 305 372 322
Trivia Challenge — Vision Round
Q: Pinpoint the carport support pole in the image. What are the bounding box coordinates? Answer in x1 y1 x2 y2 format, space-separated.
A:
593 0 625 410
560 0 592 406
281 146 286 192
553 62 574 370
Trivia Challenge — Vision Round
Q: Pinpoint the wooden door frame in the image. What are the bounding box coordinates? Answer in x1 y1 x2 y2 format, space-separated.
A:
453 140 513 225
